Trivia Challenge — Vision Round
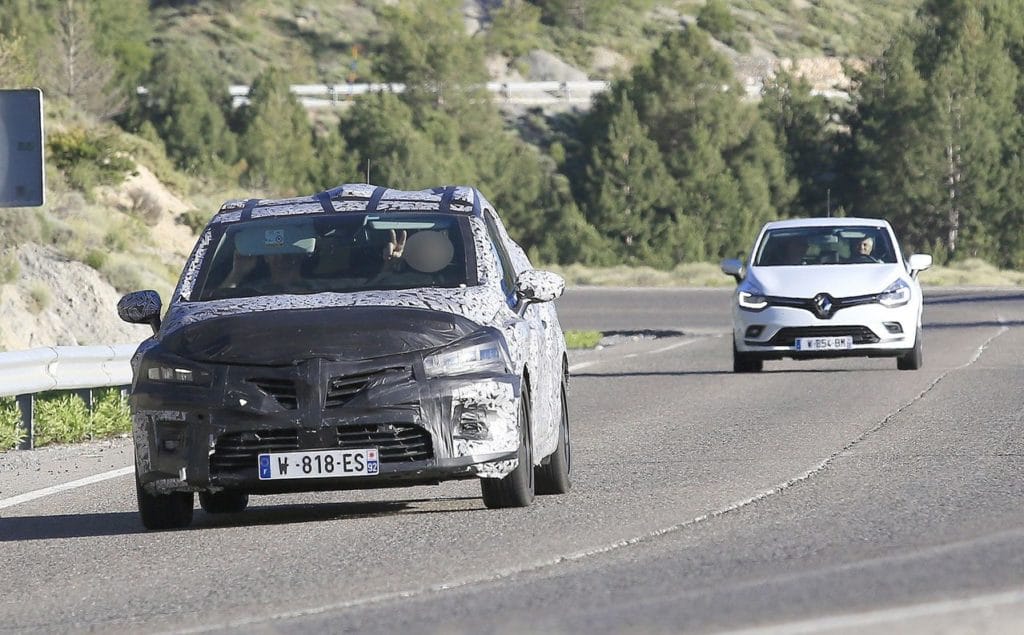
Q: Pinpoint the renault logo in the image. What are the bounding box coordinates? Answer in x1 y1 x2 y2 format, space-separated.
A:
813 293 834 319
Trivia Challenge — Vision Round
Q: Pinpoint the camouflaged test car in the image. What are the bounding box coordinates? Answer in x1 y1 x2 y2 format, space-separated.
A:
118 184 572 530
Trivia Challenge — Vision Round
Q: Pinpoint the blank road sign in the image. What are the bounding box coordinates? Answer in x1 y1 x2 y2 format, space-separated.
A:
0 88 45 208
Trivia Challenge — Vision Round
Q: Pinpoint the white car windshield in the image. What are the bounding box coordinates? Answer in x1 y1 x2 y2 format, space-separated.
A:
192 213 473 300
754 226 898 266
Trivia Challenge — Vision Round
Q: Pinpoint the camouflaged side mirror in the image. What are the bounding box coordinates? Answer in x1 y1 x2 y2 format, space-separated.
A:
118 290 162 334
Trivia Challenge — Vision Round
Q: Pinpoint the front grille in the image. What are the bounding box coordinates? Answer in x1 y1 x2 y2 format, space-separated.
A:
325 372 375 408
209 429 300 473
337 424 433 463
767 294 879 319
250 378 299 409
765 326 880 347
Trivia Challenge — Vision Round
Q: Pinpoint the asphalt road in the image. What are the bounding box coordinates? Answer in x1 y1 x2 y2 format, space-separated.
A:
1 286 1022 634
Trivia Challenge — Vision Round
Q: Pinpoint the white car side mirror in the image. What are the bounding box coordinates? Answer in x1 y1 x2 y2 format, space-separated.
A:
907 254 932 278
721 258 744 283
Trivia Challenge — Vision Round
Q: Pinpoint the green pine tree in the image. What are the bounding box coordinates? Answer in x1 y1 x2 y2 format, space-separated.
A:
237 67 317 194
582 94 676 265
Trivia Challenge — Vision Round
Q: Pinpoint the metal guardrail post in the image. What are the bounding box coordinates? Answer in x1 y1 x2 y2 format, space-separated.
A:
76 388 94 412
16 393 33 450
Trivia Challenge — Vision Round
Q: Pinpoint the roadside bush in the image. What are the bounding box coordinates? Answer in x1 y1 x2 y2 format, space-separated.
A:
33 394 91 446
101 260 145 293
127 187 164 226
1 390 132 451
0 398 24 451
84 249 108 270
177 209 210 235
0 249 19 284
91 388 131 438
27 281 52 314
48 128 136 194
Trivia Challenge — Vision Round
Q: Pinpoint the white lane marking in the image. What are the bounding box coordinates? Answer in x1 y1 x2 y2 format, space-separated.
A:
649 338 701 355
173 328 1012 634
722 588 1024 635
0 466 133 511
569 336 702 373
568 360 597 372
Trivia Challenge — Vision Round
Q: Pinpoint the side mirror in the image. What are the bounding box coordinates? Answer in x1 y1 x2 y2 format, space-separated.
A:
118 290 162 334
515 270 565 305
721 258 744 284
907 254 932 278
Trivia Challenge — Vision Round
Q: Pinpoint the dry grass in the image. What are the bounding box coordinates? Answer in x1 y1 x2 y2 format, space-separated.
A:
548 259 1024 288
548 262 735 288
919 258 1024 288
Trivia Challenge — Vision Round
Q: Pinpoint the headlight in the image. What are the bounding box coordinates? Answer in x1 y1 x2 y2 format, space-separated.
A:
423 336 509 378
140 360 212 386
878 279 911 307
738 287 769 311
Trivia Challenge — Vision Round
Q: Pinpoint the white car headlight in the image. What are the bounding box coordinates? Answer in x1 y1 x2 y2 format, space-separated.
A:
423 338 508 378
879 279 912 307
738 287 769 311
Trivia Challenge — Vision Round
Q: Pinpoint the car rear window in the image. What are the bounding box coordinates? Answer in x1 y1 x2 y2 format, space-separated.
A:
192 213 474 300
754 226 898 266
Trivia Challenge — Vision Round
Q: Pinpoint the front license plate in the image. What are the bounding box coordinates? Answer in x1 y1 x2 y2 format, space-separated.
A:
795 336 853 351
258 449 379 480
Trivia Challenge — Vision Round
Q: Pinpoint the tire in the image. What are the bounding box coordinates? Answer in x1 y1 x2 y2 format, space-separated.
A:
733 339 763 373
136 470 194 530
481 386 535 508
897 328 923 370
535 379 571 495
199 490 249 514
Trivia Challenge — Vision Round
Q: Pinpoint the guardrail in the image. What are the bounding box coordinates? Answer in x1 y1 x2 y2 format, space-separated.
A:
138 80 613 109
138 80 848 110
0 344 137 450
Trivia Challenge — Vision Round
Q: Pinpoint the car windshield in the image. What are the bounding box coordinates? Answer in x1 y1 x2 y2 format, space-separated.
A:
753 226 898 266
192 213 473 300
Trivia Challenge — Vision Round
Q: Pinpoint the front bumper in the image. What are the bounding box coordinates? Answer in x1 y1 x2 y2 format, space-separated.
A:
732 302 920 359
132 360 522 495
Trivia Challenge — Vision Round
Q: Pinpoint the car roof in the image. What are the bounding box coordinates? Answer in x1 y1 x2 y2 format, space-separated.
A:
761 217 893 231
211 184 493 225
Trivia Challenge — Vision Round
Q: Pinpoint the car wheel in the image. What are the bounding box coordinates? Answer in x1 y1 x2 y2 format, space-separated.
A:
897 328 923 370
733 339 763 373
136 469 194 530
199 491 249 514
535 379 571 495
481 386 535 508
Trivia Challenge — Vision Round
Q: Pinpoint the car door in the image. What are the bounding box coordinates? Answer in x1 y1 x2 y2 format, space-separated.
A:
481 209 561 459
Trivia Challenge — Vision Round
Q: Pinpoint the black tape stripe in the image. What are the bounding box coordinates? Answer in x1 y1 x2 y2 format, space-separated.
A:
240 198 260 221
366 186 387 212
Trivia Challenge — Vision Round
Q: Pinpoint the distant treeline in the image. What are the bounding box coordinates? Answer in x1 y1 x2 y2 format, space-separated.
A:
2 0 1022 268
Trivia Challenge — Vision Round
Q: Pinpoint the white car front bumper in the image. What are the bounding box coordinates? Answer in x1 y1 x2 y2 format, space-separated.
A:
732 301 920 358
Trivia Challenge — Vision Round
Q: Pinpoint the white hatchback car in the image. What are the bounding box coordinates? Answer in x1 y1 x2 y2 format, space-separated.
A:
721 218 932 373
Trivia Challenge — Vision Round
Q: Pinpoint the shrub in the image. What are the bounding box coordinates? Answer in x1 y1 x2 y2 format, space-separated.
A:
697 0 736 39
0 249 19 284
84 249 108 270
34 393 91 446
0 397 24 451
177 209 210 235
101 260 145 293
127 187 164 226
91 388 131 438
47 128 136 193
27 281 52 314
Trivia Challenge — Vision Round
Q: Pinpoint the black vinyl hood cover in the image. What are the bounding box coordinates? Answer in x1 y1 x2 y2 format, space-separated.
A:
160 305 481 364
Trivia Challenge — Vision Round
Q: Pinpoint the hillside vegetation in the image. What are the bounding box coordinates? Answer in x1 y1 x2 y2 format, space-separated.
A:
3 0 1024 349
